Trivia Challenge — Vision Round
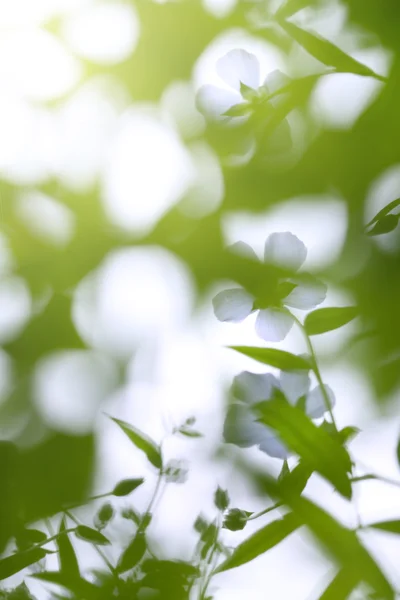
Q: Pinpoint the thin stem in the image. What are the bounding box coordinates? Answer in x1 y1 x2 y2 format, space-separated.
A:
292 314 338 432
351 474 400 489
64 510 117 575
199 517 221 600
247 501 283 521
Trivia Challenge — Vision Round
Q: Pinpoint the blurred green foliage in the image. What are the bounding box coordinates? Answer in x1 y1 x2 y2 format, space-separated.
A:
1 0 400 598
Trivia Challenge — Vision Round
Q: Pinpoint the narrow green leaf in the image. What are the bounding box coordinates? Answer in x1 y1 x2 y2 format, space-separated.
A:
112 478 144 497
94 502 114 530
256 395 352 498
31 572 100 599
74 525 110 546
257 474 394 599
109 417 162 469
305 307 358 336
318 569 360 599
15 529 47 550
229 346 310 370
177 426 203 438
118 533 146 573
0 548 47 581
57 517 80 578
279 461 312 497
366 198 400 226
367 214 399 236
215 513 299 573
278 19 384 80
275 0 318 19
223 102 251 117
368 520 400 534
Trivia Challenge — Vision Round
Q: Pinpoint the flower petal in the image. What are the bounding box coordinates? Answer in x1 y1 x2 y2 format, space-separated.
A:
255 308 295 342
232 371 280 405
216 49 260 92
280 370 311 405
212 288 254 322
283 276 327 310
229 241 259 262
306 384 336 419
258 429 290 459
264 232 307 271
223 403 267 448
196 84 242 121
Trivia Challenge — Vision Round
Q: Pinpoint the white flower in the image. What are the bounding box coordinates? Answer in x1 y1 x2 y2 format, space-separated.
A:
223 369 335 459
212 232 327 342
196 49 289 122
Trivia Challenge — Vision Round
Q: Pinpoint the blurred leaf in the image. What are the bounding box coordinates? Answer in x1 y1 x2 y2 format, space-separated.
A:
121 507 141 525
367 214 399 236
318 568 360 599
20 433 94 522
223 509 251 532
177 426 203 438
57 517 79 578
257 475 394 599
118 533 146 573
275 0 319 19
366 198 400 226
229 346 310 370
94 503 114 531
15 529 47 551
256 394 352 498
0 441 20 552
30 572 100 599
214 487 230 511
278 19 384 80
305 307 358 335
0 548 48 581
368 520 400 534
109 417 162 469
142 559 199 577
112 478 144 497
215 513 299 573
279 461 313 497
74 525 110 546
223 103 251 117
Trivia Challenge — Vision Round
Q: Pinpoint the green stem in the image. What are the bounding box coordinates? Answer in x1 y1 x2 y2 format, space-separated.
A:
247 501 283 521
199 517 221 600
293 314 338 432
64 510 117 575
351 474 400 489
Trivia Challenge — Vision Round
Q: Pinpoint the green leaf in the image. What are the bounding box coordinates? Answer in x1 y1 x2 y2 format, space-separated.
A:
367 214 399 236
229 346 310 370
279 461 312 497
366 198 400 227
256 394 352 498
258 474 394 599
214 487 229 511
74 525 110 546
305 307 358 336
177 426 203 438
275 0 318 19
0 547 48 580
278 19 384 81
223 102 251 117
368 520 400 534
31 572 100 599
94 502 114 530
15 529 47 551
318 569 360 599
215 513 299 573
57 517 80 578
112 478 144 497
223 509 251 532
118 533 146 573
109 417 162 469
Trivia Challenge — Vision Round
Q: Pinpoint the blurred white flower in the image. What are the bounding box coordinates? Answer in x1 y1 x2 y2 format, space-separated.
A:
224 370 335 459
196 48 289 122
212 232 327 342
